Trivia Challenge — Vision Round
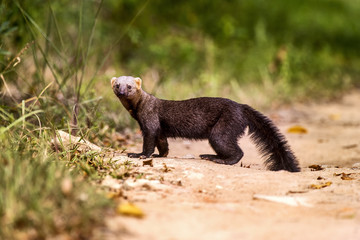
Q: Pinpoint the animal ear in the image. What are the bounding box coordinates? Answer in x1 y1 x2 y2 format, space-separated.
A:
111 77 117 88
134 77 142 90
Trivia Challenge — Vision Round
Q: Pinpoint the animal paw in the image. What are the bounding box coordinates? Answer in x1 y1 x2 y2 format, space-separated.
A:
127 153 147 159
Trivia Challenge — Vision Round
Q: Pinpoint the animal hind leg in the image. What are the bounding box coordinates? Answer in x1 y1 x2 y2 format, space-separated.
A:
200 116 245 165
200 134 244 165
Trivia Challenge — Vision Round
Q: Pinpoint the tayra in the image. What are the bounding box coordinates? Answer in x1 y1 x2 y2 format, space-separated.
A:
111 76 300 172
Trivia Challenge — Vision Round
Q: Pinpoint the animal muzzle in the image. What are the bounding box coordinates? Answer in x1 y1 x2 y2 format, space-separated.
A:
114 84 127 97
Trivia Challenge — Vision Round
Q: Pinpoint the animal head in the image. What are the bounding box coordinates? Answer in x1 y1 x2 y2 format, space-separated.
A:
111 76 142 99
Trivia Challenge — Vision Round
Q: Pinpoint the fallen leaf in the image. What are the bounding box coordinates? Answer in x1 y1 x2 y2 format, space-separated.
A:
142 159 153 167
162 163 171 172
309 165 324 171
341 175 354 180
340 173 354 180
309 181 332 189
333 172 355 180
287 125 308 134
240 162 251 168
117 202 144 218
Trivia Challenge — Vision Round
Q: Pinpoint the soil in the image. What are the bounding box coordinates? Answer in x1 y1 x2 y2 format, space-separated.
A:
101 91 360 240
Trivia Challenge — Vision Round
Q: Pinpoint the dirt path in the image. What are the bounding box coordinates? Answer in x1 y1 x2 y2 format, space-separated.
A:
102 91 360 240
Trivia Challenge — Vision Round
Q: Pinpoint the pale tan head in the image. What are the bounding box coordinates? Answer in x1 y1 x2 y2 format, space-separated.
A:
111 76 142 98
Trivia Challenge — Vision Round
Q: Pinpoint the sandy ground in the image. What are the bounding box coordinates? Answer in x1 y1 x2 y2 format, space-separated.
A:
101 91 360 240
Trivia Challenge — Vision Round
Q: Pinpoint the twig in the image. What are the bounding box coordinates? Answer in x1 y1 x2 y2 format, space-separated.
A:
3 41 34 72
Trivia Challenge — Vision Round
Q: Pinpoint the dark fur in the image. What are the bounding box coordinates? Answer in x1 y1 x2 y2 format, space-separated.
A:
112 76 300 172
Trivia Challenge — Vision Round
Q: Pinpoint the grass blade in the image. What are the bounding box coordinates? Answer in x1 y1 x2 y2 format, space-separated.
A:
0 110 43 135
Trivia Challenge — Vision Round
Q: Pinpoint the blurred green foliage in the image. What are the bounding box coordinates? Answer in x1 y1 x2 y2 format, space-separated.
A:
0 0 359 130
1 0 360 128
1 0 359 133
2 0 360 93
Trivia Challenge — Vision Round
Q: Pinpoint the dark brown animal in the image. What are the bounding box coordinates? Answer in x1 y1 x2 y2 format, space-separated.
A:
111 76 300 172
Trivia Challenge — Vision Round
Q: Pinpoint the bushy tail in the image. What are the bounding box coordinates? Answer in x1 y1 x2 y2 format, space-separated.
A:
242 105 300 172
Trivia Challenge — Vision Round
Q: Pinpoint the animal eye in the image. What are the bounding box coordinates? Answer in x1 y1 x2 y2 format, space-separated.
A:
127 85 131 89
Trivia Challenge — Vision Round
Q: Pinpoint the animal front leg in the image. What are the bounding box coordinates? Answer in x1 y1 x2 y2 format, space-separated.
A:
153 135 169 157
127 133 156 158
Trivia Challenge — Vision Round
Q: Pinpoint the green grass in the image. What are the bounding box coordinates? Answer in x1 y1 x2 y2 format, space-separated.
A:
0 122 112 239
0 2 124 238
0 105 141 239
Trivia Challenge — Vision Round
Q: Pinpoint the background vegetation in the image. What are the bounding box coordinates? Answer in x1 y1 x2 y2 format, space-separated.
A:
1 0 359 238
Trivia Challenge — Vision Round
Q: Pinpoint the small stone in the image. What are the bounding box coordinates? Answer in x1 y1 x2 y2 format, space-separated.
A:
352 162 360 169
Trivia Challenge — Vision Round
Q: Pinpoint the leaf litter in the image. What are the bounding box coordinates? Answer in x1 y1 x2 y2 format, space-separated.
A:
117 202 145 218
287 125 308 134
334 172 356 180
309 165 324 171
309 181 332 189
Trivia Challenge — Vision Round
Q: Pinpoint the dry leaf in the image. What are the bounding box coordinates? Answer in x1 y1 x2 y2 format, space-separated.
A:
309 165 324 171
142 159 153 167
309 181 332 189
340 173 354 180
162 162 171 172
117 202 144 218
287 125 308 134
341 175 354 180
333 172 354 180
